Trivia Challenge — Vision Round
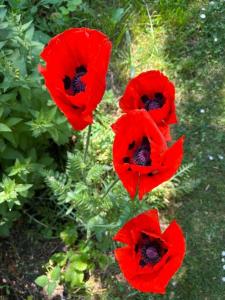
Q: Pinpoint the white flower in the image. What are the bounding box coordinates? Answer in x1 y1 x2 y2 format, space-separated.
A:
214 37 218 42
222 251 225 256
222 258 225 262
200 108 205 113
172 281 177 286
200 13 206 19
208 155 214 161
222 277 225 282
218 154 224 160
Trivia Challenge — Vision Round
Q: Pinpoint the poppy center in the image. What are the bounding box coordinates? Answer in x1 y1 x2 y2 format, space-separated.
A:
63 65 87 95
140 246 160 266
141 93 165 111
133 136 151 166
136 233 167 267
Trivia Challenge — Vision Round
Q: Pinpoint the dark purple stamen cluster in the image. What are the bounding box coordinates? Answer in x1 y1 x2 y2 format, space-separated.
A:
136 233 167 267
133 136 151 166
141 93 165 111
140 246 160 266
63 65 87 95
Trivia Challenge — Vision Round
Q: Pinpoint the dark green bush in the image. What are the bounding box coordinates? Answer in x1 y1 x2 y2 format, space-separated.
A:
0 5 72 235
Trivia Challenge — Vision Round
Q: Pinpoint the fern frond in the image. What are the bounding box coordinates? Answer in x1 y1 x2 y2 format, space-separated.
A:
44 170 70 201
66 151 86 179
170 178 201 197
171 163 193 182
86 165 106 185
169 163 200 196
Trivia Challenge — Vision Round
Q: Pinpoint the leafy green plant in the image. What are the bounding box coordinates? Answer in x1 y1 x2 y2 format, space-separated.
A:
34 88 197 297
35 224 95 297
0 5 72 235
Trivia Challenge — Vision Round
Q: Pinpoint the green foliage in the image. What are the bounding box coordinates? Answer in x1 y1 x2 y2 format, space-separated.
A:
168 163 201 197
0 5 72 235
36 225 94 296
60 225 77 245
0 176 32 206
37 91 197 297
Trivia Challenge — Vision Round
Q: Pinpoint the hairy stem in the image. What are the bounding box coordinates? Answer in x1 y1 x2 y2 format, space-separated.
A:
102 177 120 199
83 124 92 162
24 210 50 228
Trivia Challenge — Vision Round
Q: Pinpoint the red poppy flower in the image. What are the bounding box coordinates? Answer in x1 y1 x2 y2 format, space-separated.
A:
113 209 186 294
39 28 112 130
112 110 184 200
119 71 176 140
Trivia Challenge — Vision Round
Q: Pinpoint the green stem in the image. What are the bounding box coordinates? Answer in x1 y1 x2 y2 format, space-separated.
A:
24 210 50 228
102 177 119 199
131 194 137 215
130 175 140 214
83 125 92 162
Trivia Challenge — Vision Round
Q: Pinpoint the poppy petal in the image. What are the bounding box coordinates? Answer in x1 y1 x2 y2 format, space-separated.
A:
112 110 167 199
158 123 171 141
114 246 140 280
151 221 185 292
39 28 112 131
113 209 161 245
138 136 184 199
119 70 176 141
113 210 186 294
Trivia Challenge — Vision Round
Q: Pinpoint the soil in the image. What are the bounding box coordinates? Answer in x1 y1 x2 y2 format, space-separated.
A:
0 218 63 300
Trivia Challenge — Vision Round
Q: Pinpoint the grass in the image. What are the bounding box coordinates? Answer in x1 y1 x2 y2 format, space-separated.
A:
112 1 225 299
165 1 225 298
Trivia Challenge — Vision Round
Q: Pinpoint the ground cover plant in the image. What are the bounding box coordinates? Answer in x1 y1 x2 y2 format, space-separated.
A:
0 1 225 299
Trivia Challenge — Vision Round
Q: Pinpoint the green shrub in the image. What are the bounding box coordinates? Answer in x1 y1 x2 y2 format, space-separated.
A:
0 5 72 235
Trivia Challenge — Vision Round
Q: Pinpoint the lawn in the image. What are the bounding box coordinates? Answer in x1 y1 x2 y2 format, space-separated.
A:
106 1 225 299
0 1 224 299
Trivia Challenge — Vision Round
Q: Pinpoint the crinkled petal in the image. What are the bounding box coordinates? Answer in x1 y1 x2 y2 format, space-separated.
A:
113 209 161 245
113 211 186 294
119 70 176 126
112 111 167 198
39 28 112 131
138 136 184 199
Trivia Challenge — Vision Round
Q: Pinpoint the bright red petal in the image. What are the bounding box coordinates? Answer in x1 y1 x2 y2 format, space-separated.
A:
119 70 177 127
151 221 186 292
113 211 186 294
112 110 167 198
113 209 161 245
129 221 185 294
138 136 184 199
114 246 140 280
158 122 171 141
39 28 112 131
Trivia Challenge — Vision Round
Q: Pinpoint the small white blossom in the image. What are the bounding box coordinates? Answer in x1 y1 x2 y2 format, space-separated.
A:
200 13 206 19
214 37 218 42
201 7 206 11
200 109 205 113
222 251 225 256
222 277 225 282
208 155 214 161
209 1 215 4
172 281 177 286
222 258 225 262
223 265 225 270
218 154 224 160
